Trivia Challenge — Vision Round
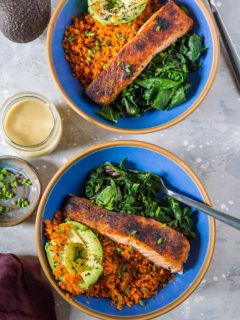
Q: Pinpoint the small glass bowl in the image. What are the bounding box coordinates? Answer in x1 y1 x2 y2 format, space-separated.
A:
0 155 42 227
0 92 63 158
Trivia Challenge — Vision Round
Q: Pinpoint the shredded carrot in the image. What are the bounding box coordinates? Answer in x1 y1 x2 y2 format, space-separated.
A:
62 0 162 87
44 212 173 309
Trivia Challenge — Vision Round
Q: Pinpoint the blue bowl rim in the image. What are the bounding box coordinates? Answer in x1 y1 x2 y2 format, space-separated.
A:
36 140 216 319
47 0 220 134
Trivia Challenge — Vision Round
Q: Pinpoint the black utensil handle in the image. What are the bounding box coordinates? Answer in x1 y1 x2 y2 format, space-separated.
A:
212 7 240 88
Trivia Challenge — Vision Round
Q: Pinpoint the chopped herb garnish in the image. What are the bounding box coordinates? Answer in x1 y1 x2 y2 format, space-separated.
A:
139 299 145 307
116 268 121 277
67 34 74 42
180 6 189 14
116 33 125 40
10 178 19 188
141 287 147 293
0 169 32 213
0 206 10 213
84 31 95 37
16 197 30 208
131 230 137 235
124 286 130 294
162 223 167 230
107 0 120 10
157 237 165 245
131 268 136 277
116 247 122 254
95 40 100 50
155 25 161 31
86 49 95 62
121 263 127 279
88 49 94 55
22 178 32 186
129 244 134 253
56 230 65 234
124 64 131 73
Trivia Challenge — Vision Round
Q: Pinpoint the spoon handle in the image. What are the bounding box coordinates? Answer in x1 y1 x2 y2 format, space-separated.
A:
208 0 240 88
167 189 240 230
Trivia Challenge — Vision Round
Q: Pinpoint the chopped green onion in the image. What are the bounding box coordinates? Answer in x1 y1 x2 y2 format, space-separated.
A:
131 230 137 235
84 31 95 37
125 64 131 73
95 41 100 50
162 223 167 230
139 299 145 307
157 237 165 244
116 247 122 253
67 34 74 42
124 286 130 294
116 33 125 40
22 178 32 186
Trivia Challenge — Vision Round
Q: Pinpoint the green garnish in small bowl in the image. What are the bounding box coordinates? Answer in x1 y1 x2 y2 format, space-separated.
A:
0 156 41 227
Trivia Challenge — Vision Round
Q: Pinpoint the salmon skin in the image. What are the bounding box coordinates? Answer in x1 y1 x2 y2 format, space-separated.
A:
63 196 190 273
86 0 193 106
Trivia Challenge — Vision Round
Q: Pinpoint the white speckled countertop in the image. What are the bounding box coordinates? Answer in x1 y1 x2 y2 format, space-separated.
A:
0 0 239 319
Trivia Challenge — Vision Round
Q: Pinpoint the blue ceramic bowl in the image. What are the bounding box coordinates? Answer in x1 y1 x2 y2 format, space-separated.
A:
36 141 215 319
47 0 219 134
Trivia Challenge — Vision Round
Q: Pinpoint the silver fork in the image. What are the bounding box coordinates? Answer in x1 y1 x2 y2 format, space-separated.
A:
158 176 240 231
207 0 240 89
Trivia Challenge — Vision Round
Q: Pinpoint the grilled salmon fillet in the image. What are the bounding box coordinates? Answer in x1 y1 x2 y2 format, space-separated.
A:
86 0 193 106
63 196 190 273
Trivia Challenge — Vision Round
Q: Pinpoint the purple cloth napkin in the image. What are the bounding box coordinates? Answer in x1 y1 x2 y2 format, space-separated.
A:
0 254 57 320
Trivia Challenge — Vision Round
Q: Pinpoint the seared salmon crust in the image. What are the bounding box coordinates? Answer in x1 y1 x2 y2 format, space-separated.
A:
63 196 190 273
86 0 193 106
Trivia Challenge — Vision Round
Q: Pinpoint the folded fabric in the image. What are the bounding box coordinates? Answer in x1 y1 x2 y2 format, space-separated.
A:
0 254 57 320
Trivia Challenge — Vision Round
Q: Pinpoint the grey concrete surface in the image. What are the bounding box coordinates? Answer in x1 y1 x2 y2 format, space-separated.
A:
0 0 239 319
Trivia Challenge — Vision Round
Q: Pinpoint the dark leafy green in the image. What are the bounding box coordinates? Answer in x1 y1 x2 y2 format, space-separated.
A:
85 160 195 237
98 33 206 122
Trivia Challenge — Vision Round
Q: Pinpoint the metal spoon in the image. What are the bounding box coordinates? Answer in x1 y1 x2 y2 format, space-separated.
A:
158 177 240 231
207 0 240 89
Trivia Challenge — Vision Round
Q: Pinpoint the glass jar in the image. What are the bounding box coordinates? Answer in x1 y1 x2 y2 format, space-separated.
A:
0 92 63 158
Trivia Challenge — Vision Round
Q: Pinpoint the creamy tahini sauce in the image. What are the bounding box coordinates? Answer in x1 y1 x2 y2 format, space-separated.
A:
4 98 54 146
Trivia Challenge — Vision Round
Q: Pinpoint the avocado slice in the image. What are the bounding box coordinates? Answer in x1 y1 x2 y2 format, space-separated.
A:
0 0 50 43
45 240 56 271
88 0 147 25
45 221 103 290
67 221 103 262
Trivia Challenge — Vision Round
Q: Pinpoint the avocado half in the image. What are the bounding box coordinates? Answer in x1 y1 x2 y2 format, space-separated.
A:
0 0 51 43
45 221 103 291
88 0 147 25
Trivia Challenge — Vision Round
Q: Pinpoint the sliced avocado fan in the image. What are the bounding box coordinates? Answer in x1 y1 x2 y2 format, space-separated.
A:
88 0 148 25
45 221 103 291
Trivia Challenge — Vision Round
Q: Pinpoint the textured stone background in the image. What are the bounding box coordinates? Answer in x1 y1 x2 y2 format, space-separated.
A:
0 0 239 319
